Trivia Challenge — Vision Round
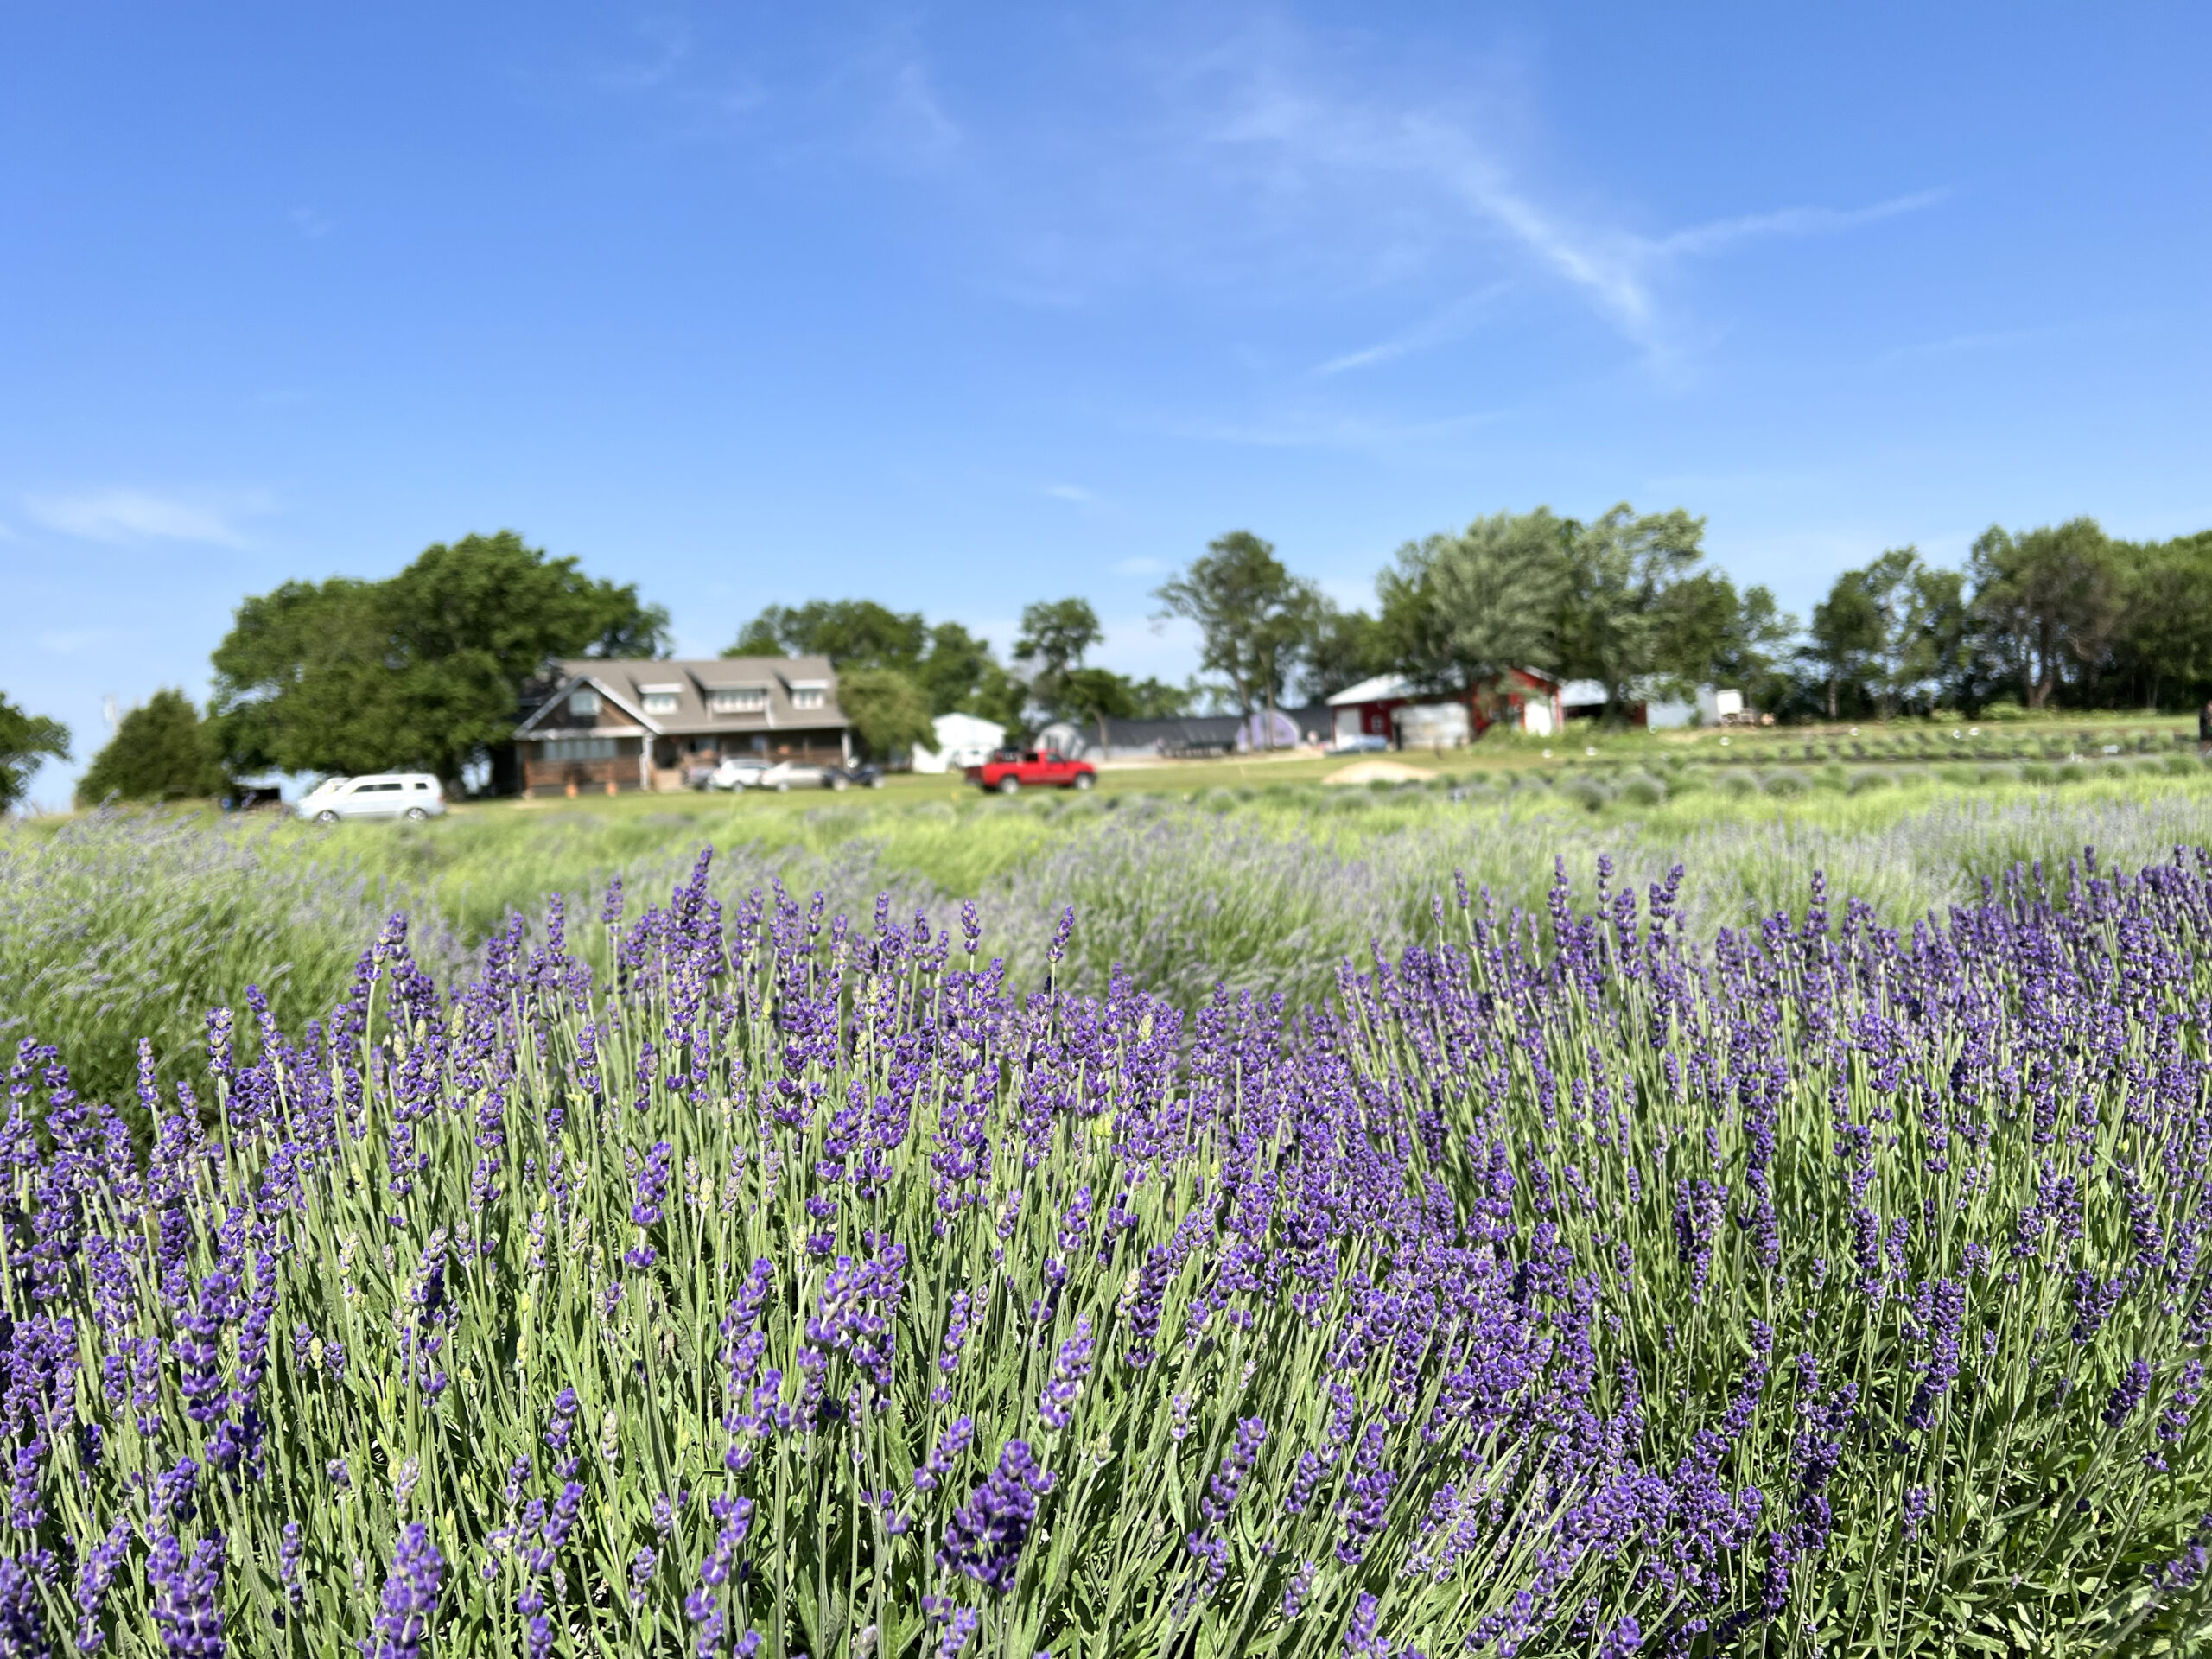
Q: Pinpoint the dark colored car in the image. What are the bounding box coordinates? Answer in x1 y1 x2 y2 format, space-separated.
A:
825 764 886 791
963 748 1097 794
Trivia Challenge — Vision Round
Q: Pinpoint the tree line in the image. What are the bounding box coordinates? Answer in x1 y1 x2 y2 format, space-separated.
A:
16 507 2211 809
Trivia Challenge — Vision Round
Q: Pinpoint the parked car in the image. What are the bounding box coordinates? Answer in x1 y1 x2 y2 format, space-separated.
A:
296 773 447 823
758 760 831 792
826 764 886 791
1328 734 1391 754
707 758 772 791
963 749 1097 794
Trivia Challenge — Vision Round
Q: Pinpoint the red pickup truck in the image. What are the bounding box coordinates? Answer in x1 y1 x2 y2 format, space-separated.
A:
964 748 1097 794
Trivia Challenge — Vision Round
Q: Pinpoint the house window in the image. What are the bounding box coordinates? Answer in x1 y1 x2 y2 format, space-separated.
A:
641 691 678 715
709 688 768 715
569 689 601 718
543 737 619 762
790 686 825 711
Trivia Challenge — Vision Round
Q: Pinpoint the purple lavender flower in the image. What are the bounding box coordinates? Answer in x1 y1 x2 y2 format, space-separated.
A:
76 1522 130 1651
1037 1318 1095 1431
2105 1359 2154 1427
915 1416 976 1493
939 1440 1056 1594
365 1523 445 1659
1901 1485 1932 1541
148 1532 224 1659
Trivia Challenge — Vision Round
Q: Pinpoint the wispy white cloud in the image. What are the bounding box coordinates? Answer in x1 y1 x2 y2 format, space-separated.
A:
1211 81 1657 338
887 54 960 161
1655 189 1947 257
594 16 690 92
25 488 267 547
289 207 334 239
1042 482 1096 504
1113 556 1164 576
1313 283 1513 375
1204 52 1943 354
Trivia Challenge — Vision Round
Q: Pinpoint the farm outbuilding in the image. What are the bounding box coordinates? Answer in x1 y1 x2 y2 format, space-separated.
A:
1325 670 1563 748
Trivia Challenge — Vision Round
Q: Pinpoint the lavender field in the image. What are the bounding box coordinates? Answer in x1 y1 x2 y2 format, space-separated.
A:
3 804 2211 1655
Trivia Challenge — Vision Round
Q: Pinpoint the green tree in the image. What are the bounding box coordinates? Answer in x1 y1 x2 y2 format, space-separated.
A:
0 694 70 812
1014 598 1104 721
2113 533 2212 709
915 621 996 716
1807 569 1885 720
1058 666 1135 750
1425 509 1573 690
1295 601 1389 701
836 667 937 760
75 690 228 806
213 531 666 785
1651 573 1799 712
1554 505 1707 720
1968 519 2122 709
1153 533 1318 745
726 600 927 671
1124 677 1196 719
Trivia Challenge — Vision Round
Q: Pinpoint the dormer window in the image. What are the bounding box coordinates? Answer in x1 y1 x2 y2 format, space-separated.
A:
569 689 601 718
639 683 682 715
709 687 768 715
789 683 826 711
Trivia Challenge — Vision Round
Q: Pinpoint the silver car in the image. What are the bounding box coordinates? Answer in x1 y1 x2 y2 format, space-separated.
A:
708 758 772 791
296 773 448 823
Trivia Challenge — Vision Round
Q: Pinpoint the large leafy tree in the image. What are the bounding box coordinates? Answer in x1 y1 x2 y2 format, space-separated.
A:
1968 518 2123 709
730 603 1025 728
1014 598 1103 722
1153 533 1318 742
0 693 70 812
2112 532 2212 709
75 690 228 806
1295 601 1389 702
1807 572 1885 721
213 531 668 785
1803 549 1965 720
1553 505 1707 719
727 600 929 672
1414 509 1574 693
836 667 938 760
1649 571 1798 711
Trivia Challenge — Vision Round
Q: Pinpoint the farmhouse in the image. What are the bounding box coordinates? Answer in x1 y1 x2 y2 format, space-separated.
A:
502 658 851 796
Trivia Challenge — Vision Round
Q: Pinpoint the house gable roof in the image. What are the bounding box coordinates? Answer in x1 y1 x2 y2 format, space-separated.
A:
515 658 850 739
513 671 662 737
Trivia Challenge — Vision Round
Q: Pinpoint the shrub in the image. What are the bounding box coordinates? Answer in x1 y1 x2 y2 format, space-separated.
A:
1761 767 1812 798
1560 775 1613 813
1847 768 1896 794
1615 772 1666 807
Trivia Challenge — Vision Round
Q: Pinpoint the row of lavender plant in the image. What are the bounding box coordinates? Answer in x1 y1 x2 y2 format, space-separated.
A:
1 843 2208 1656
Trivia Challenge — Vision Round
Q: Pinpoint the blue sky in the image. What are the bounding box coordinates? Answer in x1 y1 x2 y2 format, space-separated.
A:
4 3 2209 802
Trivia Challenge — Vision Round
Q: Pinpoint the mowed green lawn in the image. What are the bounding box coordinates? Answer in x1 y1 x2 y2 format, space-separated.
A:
285 710 2205 932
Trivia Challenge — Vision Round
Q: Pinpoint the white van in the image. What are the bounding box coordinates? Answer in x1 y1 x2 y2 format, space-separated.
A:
296 773 447 823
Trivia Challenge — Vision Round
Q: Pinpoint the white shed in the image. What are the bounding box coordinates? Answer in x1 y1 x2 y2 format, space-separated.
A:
911 712 1007 774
